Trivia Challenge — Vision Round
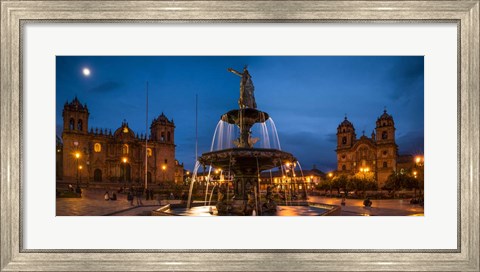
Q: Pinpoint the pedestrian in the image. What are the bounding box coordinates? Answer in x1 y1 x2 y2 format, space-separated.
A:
110 192 117 201
169 192 174 200
136 189 143 206
104 191 110 201
145 189 150 200
149 189 154 200
127 192 134 206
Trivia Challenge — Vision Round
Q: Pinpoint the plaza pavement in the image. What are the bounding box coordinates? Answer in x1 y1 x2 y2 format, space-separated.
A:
308 196 424 216
57 189 424 216
56 188 163 216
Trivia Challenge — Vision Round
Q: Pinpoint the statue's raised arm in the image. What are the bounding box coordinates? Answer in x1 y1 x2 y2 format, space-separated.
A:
228 66 257 109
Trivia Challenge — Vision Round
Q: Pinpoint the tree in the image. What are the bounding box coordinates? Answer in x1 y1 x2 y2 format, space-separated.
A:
384 171 416 196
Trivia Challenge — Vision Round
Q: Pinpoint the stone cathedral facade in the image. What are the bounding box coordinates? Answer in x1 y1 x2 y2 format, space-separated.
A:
335 110 398 187
60 97 182 184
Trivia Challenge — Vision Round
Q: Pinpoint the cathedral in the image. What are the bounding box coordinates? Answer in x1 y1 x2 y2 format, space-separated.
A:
60 97 182 185
335 109 398 187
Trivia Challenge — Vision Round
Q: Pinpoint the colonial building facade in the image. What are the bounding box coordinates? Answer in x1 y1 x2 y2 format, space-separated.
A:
335 110 398 187
61 97 180 184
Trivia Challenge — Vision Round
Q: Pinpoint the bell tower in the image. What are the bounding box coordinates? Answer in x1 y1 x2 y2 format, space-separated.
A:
150 112 175 144
336 116 357 172
62 96 89 134
375 109 395 144
336 116 356 149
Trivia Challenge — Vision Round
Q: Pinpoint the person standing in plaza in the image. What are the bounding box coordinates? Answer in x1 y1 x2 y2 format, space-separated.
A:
136 189 143 206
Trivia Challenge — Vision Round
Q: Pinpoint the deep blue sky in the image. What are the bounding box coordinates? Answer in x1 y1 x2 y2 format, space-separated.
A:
56 56 424 172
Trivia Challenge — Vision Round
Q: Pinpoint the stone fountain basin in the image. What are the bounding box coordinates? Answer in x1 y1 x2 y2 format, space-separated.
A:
221 108 270 124
198 148 296 172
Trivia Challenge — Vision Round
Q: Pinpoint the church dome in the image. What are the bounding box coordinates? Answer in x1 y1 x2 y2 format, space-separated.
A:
337 116 355 133
113 120 135 140
376 109 394 127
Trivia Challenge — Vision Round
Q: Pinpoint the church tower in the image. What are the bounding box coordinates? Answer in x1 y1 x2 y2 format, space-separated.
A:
375 109 395 144
336 116 356 149
375 109 398 183
150 112 175 144
62 96 89 134
336 116 356 172
61 97 90 181
150 113 176 182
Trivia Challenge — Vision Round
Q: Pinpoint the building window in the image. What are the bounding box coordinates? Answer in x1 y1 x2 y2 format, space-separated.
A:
383 161 388 168
69 118 74 130
383 150 387 156
147 148 152 157
167 132 171 142
342 136 347 144
77 119 83 131
164 159 168 164
161 132 165 142
382 131 388 139
122 144 129 154
342 164 346 171
94 143 101 152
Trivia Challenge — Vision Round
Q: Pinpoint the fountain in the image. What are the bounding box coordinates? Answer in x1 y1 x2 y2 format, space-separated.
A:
197 66 294 215
156 66 340 216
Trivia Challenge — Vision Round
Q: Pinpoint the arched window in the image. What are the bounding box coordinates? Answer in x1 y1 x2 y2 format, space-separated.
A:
167 132 171 142
122 144 129 154
147 148 152 157
382 131 388 139
342 164 346 171
94 143 101 152
342 137 347 144
77 119 83 131
161 132 165 142
383 161 388 168
69 118 75 130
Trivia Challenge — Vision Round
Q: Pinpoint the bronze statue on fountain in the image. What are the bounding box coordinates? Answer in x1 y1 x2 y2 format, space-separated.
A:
198 66 296 215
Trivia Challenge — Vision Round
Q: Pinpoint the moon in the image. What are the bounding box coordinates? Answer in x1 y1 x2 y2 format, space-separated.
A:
82 68 91 76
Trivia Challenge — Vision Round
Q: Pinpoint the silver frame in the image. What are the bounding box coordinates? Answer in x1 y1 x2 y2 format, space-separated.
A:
1 1 478 271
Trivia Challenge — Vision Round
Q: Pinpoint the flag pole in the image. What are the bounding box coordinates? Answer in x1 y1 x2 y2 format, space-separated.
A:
145 81 149 190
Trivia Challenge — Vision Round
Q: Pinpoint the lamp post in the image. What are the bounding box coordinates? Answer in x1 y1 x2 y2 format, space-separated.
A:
328 172 333 196
162 164 166 181
75 152 80 189
122 157 127 183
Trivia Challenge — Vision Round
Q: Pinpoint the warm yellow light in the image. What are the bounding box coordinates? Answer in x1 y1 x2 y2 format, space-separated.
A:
360 167 364 172
162 165 166 170
122 157 127 163
282 175 286 179
75 152 80 159
78 165 83 170
413 171 417 175
186 171 190 175
215 170 219 174
311 175 314 180
415 156 422 163
328 173 333 177
366 167 370 172
285 162 291 167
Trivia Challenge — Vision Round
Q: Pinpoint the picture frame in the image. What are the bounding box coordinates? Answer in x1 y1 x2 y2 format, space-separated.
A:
1 1 478 271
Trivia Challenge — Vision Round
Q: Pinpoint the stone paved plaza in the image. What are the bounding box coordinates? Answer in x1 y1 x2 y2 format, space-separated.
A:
57 188 424 216
56 189 163 216
307 196 424 216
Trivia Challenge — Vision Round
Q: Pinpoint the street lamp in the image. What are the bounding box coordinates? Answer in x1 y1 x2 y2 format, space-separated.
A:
122 157 128 183
78 165 83 183
162 164 167 181
74 152 80 189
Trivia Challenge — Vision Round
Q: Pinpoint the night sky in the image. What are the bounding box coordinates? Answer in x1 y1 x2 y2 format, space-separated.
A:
56 56 424 172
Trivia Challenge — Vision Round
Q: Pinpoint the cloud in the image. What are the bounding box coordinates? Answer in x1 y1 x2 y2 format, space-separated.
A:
89 81 123 93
